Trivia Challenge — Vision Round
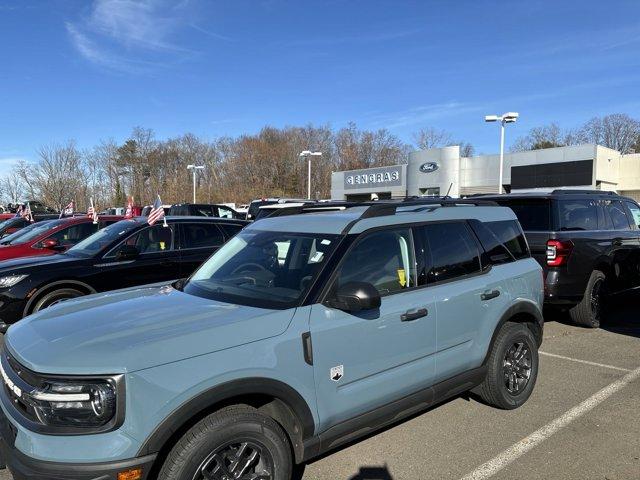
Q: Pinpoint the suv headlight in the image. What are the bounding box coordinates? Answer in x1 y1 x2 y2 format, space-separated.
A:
0 274 28 288
27 379 118 428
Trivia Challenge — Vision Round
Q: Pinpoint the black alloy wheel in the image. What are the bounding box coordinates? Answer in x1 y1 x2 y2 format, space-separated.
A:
192 440 274 480
503 342 532 395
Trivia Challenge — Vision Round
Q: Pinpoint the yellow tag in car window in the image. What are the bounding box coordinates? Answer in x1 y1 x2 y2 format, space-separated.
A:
397 269 406 287
160 241 166 251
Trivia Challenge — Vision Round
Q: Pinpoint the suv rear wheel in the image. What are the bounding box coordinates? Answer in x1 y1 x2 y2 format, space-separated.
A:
569 270 605 328
158 405 293 480
476 322 539 410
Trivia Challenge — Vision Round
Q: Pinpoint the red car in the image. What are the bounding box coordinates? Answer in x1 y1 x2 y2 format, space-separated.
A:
0 215 123 261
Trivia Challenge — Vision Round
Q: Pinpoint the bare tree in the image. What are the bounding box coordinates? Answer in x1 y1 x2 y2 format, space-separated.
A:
577 114 640 154
510 123 571 152
2 167 24 204
17 142 88 210
413 127 454 151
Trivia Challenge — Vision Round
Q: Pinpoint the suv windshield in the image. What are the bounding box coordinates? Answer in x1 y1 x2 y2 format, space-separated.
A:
0 219 61 245
184 230 339 309
67 220 142 257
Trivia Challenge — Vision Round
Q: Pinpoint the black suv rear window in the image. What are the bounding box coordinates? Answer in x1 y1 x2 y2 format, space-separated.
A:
496 199 550 231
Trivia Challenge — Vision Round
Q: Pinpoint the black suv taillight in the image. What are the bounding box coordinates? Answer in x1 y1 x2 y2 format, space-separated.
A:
546 239 573 266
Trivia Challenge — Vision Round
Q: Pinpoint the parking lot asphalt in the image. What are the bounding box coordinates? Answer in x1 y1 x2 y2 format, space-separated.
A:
1 293 638 480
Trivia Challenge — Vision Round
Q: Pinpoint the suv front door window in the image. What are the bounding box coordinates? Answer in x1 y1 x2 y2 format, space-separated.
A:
335 229 417 295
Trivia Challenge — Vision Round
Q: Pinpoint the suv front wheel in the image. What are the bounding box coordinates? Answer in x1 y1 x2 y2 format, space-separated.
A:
569 270 605 328
158 405 293 480
476 322 539 410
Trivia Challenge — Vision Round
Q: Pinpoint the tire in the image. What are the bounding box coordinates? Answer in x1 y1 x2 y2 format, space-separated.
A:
32 288 84 313
476 322 539 410
158 405 293 480
569 270 605 328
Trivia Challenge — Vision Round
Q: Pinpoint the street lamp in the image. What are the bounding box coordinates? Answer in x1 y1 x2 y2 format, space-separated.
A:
485 112 519 194
299 150 323 199
186 164 205 203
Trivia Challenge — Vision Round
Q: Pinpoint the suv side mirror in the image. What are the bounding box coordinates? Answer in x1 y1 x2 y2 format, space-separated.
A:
327 282 381 313
42 238 64 251
116 245 140 261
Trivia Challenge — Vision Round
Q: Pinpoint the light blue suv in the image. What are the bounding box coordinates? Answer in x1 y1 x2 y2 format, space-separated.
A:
0 199 543 480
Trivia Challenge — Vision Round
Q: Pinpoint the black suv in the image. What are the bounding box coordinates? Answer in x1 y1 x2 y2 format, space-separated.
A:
482 190 640 327
0 216 247 331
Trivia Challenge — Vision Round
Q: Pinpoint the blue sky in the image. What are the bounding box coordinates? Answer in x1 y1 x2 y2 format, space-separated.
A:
2 0 640 168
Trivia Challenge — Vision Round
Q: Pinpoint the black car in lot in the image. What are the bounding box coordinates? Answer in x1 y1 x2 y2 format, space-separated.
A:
0 216 247 332
482 190 640 327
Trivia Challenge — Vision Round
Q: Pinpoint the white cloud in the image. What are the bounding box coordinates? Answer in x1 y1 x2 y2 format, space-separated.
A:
66 0 208 73
369 101 485 129
87 0 185 52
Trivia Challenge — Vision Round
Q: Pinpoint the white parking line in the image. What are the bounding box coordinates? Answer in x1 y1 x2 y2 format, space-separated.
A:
539 351 632 372
459 365 640 480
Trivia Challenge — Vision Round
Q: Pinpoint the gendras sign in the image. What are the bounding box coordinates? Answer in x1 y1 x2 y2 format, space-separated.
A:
343 165 403 190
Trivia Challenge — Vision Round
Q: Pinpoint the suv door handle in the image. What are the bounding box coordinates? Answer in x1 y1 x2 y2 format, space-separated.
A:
481 290 501 301
612 238 623 246
401 308 428 322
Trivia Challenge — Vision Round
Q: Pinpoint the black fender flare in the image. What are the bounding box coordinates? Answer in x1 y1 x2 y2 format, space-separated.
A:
482 300 544 366
23 279 97 316
136 377 315 458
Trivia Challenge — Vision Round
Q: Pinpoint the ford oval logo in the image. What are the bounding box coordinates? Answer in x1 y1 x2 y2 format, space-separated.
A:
419 162 439 173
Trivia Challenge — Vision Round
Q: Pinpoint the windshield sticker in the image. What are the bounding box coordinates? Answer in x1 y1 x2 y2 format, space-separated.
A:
310 251 324 263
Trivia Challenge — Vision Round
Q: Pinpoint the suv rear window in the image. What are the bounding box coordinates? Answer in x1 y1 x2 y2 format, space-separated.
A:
422 222 481 283
495 199 550 231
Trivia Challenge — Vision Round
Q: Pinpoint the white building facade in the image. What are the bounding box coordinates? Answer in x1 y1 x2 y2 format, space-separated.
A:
330 144 640 202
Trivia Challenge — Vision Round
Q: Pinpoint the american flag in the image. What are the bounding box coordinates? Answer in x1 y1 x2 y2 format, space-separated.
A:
59 201 74 219
147 196 165 226
87 198 98 224
124 197 134 219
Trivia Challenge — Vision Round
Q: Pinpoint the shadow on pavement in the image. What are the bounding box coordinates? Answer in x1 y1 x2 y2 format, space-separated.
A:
349 465 394 480
545 290 640 339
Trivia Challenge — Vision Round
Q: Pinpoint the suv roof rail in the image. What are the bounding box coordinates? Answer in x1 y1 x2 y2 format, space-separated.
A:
551 189 617 195
359 198 498 219
255 197 499 222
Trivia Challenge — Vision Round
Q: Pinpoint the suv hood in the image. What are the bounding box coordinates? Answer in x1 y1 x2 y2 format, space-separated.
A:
5 285 294 375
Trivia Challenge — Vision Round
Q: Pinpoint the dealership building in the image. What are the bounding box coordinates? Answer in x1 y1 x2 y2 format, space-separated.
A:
330 144 640 202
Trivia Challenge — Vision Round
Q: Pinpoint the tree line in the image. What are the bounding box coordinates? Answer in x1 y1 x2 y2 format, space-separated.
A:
3 113 639 211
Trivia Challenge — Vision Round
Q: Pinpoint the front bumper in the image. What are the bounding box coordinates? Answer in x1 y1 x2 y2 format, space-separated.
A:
0 408 156 480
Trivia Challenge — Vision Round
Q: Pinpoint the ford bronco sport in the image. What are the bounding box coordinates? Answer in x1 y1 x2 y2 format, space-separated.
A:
0 199 543 480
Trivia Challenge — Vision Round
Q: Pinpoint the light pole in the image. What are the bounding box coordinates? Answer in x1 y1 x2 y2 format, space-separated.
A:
299 150 323 199
485 112 519 194
186 164 205 203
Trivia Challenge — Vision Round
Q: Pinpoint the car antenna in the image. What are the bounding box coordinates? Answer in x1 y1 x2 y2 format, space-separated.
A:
445 182 453 198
